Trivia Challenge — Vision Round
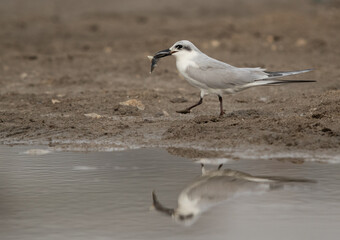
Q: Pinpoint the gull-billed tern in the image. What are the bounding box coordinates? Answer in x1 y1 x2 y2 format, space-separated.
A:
150 40 315 116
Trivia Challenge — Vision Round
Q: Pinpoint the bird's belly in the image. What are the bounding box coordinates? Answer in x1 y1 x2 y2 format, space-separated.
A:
184 75 208 89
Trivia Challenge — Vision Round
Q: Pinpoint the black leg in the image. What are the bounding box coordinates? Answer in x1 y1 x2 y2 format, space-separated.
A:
176 97 203 114
218 164 223 170
218 95 225 116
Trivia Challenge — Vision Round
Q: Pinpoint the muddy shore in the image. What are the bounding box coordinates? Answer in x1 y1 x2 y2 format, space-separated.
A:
0 0 339 158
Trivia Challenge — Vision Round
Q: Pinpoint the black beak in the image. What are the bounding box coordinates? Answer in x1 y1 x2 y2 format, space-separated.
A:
153 49 172 59
150 49 177 73
152 191 175 216
150 49 174 73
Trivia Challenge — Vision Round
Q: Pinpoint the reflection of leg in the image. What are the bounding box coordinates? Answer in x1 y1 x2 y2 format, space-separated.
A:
217 164 223 170
201 163 206 175
176 97 203 114
218 95 225 116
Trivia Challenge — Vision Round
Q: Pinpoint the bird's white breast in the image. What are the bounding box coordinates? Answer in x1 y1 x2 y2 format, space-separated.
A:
177 193 200 215
174 52 210 90
175 55 199 75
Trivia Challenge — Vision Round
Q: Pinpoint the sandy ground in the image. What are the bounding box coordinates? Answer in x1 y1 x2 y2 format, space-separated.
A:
0 0 339 156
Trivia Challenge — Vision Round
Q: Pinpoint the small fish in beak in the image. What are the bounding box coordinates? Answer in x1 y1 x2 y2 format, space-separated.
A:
148 49 173 73
151 191 175 216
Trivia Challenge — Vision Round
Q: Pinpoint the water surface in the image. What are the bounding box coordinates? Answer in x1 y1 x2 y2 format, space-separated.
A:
0 145 339 240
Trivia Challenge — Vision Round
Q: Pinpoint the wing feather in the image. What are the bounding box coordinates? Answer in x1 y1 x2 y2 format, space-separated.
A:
185 56 268 89
184 176 259 201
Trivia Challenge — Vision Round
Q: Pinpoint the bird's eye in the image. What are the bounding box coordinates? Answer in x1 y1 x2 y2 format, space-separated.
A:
175 44 183 49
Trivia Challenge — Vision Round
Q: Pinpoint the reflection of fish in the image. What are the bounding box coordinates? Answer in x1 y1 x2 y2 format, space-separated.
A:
152 164 315 226
148 48 173 73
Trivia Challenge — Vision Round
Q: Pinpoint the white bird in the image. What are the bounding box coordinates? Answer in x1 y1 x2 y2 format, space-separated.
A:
152 164 315 226
150 40 315 116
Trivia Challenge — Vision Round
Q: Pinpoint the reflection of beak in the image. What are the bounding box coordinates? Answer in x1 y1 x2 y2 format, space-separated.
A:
152 191 175 216
153 49 175 59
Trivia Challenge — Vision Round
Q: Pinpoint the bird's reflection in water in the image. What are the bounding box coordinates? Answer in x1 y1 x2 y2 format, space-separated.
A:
152 164 315 226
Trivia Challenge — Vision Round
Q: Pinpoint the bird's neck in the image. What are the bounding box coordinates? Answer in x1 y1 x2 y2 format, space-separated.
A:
177 194 200 215
175 52 200 73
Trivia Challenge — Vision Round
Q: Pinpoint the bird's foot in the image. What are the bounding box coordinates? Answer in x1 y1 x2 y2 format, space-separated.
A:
219 110 225 117
176 109 191 114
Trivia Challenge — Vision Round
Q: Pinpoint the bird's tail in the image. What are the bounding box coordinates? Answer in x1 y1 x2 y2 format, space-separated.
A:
255 175 317 183
226 69 315 93
265 69 313 79
244 79 316 88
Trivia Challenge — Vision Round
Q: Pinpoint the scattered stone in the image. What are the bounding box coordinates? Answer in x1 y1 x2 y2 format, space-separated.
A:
23 55 38 60
227 109 261 118
235 99 248 103
295 38 307 47
193 116 219 124
312 113 324 119
51 99 61 104
310 38 327 48
117 122 130 129
271 44 277 51
88 24 99 32
266 35 281 43
84 113 102 119
259 97 268 102
119 99 145 110
113 104 140 116
72 166 97 171
321 127 332 133
170 97 188 103
143 119 154 123
162 110 170 116
104 47 112 54
135 16 148 24
211 40 221 48
24 149 51 155
20 72 28 79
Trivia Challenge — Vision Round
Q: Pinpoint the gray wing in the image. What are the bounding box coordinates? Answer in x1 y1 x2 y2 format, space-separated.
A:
185 56 268 89
184 176 265 205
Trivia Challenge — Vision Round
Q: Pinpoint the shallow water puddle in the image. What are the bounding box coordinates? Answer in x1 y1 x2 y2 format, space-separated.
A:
0 145 339 240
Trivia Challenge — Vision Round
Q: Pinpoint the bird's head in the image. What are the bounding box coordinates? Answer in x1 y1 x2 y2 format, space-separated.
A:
169 40 199 59
152 191 199 226
173 212 197 226
153 40 200 60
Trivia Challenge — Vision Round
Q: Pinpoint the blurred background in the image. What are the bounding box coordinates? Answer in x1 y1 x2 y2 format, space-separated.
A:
0 0 339 93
